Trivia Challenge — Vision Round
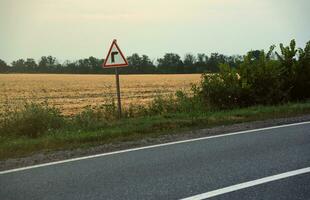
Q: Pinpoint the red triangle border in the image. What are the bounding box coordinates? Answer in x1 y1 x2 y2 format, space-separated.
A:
103 40 129 68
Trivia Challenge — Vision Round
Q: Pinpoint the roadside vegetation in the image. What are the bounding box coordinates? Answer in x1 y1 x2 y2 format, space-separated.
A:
0 39 310 160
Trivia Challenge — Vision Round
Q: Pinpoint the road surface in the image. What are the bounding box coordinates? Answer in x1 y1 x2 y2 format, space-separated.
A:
1 122 310 200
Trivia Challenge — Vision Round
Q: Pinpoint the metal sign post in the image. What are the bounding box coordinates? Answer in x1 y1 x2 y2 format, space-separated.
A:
102 39 128 119
114 67 122 118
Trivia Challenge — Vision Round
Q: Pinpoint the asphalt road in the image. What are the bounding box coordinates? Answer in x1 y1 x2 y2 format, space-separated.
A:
1 122 310 200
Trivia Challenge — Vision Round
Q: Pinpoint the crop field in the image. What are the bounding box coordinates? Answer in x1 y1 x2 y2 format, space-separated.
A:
0 74 201 115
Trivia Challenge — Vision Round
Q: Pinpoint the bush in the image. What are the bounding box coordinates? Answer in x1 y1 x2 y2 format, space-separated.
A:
199 40 310 109
146 94 178 115
238 50 287 105
123 104 148 118
200 64 246 109
144 88 206 116
291 41 310 100
174 88 205 113
73 99 118 130
0 103 64 138
200 52 286 109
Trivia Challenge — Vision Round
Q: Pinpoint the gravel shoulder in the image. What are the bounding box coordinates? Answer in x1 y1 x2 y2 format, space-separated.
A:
1 114 310 171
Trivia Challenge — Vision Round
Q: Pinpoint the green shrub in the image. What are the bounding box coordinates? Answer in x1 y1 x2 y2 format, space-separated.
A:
238 50 287 105
275 39 310 101
200 64 246 109
199 40 310 109
74 107 107 130
73 99 118 130
143 88 206 116
146 94 178 115
291 41 310 100
200 53 286 109
174 88 206 113
0 103 64 138
123 104 148 118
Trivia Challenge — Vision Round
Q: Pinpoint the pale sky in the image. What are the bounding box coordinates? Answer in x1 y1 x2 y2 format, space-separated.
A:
0 0 309 63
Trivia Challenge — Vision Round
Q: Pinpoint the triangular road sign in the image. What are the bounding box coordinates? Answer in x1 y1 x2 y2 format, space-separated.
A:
103 39 128 68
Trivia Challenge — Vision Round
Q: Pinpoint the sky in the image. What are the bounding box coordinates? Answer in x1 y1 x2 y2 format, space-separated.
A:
0 0 309 63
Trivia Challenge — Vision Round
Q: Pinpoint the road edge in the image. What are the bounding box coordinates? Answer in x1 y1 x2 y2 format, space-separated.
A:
1 114 310 173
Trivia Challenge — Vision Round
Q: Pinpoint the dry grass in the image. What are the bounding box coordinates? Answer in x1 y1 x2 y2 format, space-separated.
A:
0 74 200 115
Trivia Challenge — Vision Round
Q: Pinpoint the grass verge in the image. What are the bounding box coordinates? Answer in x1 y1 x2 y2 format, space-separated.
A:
1 101 310 160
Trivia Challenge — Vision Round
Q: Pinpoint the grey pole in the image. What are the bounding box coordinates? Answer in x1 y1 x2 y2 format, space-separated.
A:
115 67 122 118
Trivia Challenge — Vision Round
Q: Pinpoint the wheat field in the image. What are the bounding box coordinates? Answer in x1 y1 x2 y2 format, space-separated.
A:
0 74 201 115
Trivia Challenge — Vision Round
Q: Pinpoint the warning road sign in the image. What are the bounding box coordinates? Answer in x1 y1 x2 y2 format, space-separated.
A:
102 39 128 118
103 39 128 68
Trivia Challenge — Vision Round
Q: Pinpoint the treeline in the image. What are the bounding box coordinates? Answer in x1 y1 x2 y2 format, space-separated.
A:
0 52 242 74
1 39 308 75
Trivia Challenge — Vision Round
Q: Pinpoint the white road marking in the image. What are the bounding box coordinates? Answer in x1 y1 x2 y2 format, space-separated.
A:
0 121 309 175
181 167 310 200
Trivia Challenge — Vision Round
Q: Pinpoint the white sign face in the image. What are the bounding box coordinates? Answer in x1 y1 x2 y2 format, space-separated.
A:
103 40 128 68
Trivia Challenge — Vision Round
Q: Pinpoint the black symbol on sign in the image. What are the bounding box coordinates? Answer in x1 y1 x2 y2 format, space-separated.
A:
111 52 119 63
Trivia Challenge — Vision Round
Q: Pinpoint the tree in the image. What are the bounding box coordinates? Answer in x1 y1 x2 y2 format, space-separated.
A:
292 40 310 100
157 53 183 73
276 39 298 76
196 53 207 65
127 53 142 73
38 56 59 72
63 60 78 73
140 55 156 73
248 50 261 61
195 53 209 72
226 55 242 68
238 48 284 105
11 59 26 72
275 39 298 99
0 59 9 73
24 58 37 72
183 53 196 73
77 58 91 73
206 53 227 72
125 54 155 74
88 56 102 73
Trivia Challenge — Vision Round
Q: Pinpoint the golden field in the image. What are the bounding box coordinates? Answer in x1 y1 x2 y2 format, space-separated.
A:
0 74 201 115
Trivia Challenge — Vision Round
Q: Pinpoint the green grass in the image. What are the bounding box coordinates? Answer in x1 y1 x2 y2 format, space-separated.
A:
1 101 310 160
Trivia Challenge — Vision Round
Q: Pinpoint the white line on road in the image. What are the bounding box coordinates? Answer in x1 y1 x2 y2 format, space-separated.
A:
181 167 310 200
0 121 309 175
